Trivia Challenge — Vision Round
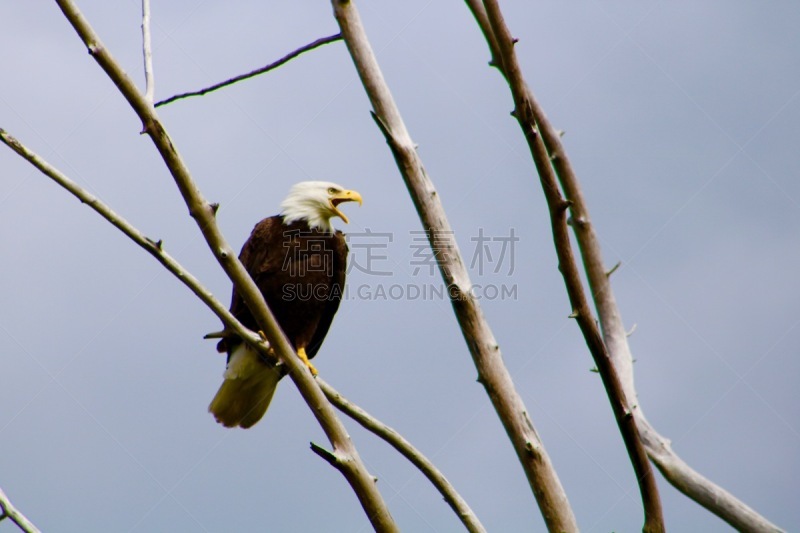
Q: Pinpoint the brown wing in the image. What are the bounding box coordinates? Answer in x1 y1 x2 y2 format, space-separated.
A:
306 230 348 359
218 217 348 364
229 216 286 330
217 216 285 353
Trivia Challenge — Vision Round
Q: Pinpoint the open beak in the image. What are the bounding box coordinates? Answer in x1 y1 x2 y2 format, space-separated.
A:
330 189 363 224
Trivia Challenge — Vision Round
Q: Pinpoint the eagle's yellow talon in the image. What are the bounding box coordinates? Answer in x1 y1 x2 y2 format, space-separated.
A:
297 347 318 376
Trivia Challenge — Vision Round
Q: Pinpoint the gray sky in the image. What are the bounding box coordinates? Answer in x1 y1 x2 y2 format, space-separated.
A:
2 1 798 531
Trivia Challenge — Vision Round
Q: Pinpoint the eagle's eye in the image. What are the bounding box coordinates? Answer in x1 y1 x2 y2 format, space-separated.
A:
328 187 339 194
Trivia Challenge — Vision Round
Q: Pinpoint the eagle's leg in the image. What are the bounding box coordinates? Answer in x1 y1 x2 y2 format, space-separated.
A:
296 347 318 376
254 330 277 360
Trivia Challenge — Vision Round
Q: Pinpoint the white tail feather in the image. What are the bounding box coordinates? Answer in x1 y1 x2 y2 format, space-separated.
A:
209 344 282 428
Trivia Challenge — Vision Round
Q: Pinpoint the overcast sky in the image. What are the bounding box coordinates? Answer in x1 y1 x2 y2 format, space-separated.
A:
1 1 798 532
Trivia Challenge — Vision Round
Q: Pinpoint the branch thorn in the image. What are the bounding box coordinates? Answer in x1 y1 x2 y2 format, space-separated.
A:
145 236 163 250
568 215 586 227
606 261 622 277
310 441 339 468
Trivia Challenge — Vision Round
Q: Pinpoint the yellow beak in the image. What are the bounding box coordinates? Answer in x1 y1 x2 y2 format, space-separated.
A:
330 189 363 224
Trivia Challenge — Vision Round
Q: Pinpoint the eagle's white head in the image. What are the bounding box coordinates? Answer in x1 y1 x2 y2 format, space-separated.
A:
280 181 363 233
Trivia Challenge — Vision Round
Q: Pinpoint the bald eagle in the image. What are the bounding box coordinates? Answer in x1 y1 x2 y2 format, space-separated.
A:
208 181 362 428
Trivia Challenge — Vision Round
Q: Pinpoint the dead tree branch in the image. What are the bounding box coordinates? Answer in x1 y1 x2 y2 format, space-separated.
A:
328 1 578 530
52 2 397 530
522 41 785 533
318 378 487 533
467 1 784 532
141 0 154 103
0 128 262 352
154 33 343 107
0 487 40 533
1 126 487 532
468 2 665 532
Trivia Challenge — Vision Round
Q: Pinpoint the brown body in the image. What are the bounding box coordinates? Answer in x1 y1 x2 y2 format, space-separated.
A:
221 216 348 358
209 216 349 428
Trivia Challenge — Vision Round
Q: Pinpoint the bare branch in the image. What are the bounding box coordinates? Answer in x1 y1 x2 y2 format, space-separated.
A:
532 48 782 532
318 378 487 533
329 1 578 530
472 1 665 531
644 431 784 533
468 1 784 531
499 27 786 533
3 126 484 532
463 0 502 73
3 122 484 533
141 0 154 103
0 128 263 354
52 2 397 530
0 487 40 533
154 33 343 107
523 59 787 533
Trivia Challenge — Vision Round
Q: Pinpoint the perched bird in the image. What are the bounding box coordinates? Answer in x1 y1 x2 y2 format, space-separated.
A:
208 181 362 428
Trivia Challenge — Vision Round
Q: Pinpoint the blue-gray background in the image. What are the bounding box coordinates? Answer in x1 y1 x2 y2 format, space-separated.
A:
2 2 798 531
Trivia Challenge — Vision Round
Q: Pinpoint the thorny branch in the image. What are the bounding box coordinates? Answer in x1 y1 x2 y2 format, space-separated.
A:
468 2 665 532
466 1 784 531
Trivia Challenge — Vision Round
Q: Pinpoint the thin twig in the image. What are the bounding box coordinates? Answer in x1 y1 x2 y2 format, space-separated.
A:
329 2 578 531
52 3 398 531
470 1 665 531
0 487 40 533
318 378 487 533
154 33 342 107
141 0 154 103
